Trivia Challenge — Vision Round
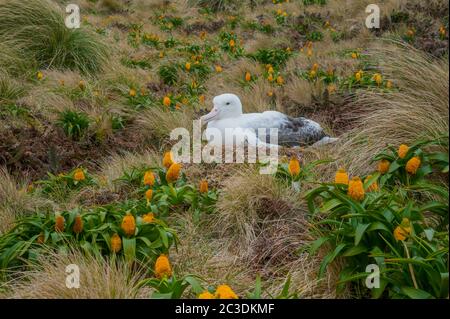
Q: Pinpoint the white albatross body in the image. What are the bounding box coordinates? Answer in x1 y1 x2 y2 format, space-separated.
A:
200 93 337 147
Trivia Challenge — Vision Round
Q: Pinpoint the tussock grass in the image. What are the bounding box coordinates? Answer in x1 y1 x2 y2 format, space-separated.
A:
0 43 34 77
212 166 307 246
1 248 145 298
0 167 54 234
0 0 109 75
136 107 197 143
96 149 162 192
337 43 449 174
0 75 26 105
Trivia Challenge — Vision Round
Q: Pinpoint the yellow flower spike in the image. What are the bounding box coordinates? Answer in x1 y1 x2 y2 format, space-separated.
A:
199 95 205 104
142 213 155 223
73 168 86 182
276 75 284 85
347 176 365 201
198 291 215 299
394 218 412 241
166 163 182 183
373 73 382 86
307 48 313 57
406 156 421 175
185 62 191 71
229 39 235 47
351 52 358 59
397 144 409 159
163 151 174 168
143 170 155 186
129 88 136 97
159 51 164 58
37 71 44 80
111 233 122 253
364 175 379 192
334 168 349 185
199 180 209 193
55 213 65 233
79 80 86 90
145 189 153 203
245 72 251 82
267 91 274 97
267 66 274 74
215 285 238 299
163 96 171 107
155 254 172 279
311 63 319 72
215 65 223 73
327 84 336 94
355 70 363 81
267 74 274 82
407 29 415 37
73 214 83 234
121 212 136 237
386 80 393 88
378 159 390 174
288 157 301 177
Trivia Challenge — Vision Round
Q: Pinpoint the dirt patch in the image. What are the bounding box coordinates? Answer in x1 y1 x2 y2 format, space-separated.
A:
183 20 225 35
0 123 145 181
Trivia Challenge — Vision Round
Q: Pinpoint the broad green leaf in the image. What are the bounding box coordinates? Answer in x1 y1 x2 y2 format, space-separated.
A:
355 223 370 246
401 287 434 299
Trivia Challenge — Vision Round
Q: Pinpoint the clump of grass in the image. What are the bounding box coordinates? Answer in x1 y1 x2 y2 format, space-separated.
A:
0 0 109 75
2 248 144 298
337 42 449 174
135 107 196 143
0 74 25 105
0 167 53 234
191 0 242 12
0 43 34 76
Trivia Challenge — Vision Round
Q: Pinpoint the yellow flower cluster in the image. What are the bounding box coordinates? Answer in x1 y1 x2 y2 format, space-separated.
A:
198 284 238 299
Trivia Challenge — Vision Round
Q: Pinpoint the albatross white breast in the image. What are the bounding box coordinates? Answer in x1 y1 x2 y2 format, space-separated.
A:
200 93 337 147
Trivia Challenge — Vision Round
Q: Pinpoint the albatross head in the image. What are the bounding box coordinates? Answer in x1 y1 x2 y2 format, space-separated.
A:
200 93 243 124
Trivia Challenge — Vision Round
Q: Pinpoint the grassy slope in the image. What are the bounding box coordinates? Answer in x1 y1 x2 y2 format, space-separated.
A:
0 0 448 298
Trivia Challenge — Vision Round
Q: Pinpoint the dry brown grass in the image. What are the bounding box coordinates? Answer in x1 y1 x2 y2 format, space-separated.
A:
336 42 449 175
0 167 54 234
1 248 146 299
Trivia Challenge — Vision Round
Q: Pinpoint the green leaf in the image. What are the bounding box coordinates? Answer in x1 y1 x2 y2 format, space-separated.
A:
401 287 434 299
308 237 329 255
319 198 342 213
342 245 368 257
439 273 449 298
355 223 370 246
367 222 390 233
184 276 204 295
122 237 136 262
159 228 169 248
318 243 347 278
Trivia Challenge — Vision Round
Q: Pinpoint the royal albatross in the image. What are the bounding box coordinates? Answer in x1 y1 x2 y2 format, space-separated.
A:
200 93 337 147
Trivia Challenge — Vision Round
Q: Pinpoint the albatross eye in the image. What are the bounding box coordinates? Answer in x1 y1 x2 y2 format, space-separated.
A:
226 102 231 105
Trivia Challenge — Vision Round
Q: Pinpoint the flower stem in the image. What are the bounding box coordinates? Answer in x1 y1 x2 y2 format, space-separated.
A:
402 241 418 289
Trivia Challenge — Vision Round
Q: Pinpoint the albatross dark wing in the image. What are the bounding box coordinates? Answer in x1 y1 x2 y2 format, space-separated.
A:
276 116 326 146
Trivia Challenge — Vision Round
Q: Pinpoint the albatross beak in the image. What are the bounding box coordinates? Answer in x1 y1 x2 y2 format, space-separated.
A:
200 107 219 124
